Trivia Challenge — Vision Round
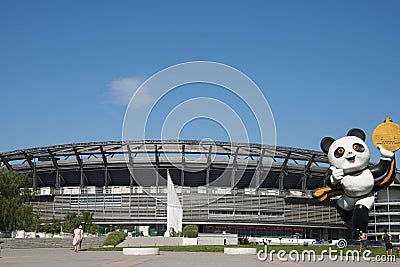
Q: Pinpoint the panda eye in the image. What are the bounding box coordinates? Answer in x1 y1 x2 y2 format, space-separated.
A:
334 147 345 158
353 143 365 152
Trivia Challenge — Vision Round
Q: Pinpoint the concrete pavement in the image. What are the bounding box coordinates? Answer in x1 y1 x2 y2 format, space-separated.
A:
0 248 398 267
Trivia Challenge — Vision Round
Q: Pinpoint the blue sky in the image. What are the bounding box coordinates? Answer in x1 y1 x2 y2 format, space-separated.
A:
1 0 399 163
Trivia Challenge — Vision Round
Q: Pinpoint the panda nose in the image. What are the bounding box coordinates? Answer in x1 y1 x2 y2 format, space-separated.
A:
348 151 353 155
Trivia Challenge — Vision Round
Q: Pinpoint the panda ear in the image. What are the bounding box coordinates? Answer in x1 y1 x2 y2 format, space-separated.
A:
320 137 335 154
347 128 366 141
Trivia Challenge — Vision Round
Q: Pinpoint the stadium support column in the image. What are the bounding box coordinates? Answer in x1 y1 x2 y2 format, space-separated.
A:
155 145 160 188
301 155 315 195
206 145 212 220
155 145 160 220
100 146 109 187
277 152 291 196
23 151 37 192
127 145 135 188
126 144 135 218
48 149 61 189
80 168 84 190
74 147 87 190
206 146 212 186
278 171 285 195
33 171 37 192
251 148 265 189
230 147 239 188
0 155 13 171
181 145 185 187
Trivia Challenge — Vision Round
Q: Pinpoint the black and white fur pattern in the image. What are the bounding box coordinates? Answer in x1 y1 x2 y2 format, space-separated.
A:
321 128 395 233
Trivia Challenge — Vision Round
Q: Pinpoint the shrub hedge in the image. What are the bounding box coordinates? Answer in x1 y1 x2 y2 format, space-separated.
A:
183 225 198 238
103 231 126 247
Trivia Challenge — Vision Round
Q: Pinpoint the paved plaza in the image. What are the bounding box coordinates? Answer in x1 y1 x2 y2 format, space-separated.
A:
0 248 399 267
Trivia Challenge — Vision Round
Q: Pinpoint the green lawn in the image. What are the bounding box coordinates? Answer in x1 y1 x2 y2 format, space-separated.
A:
88 244 390 256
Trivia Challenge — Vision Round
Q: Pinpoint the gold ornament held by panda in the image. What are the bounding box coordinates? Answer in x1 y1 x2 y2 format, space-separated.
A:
372 117 400 152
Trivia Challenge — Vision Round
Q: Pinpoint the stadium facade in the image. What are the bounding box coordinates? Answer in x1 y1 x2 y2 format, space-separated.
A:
0 140 398 241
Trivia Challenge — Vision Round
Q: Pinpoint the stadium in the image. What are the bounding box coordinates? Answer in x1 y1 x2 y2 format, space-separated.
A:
0 140 399 241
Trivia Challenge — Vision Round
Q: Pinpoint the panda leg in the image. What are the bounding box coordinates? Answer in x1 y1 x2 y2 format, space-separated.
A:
334 201 353 222
352 204 370 238
352 195 374 238
334 196 354 222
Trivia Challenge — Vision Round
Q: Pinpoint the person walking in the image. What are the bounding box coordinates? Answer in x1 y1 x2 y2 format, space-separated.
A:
72 224 83 252
382 229 393 256
79 224 84 250
358 230 368 252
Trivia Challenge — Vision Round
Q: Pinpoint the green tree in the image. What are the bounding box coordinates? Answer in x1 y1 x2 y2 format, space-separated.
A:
63 212 79 233
81 211 98 235
49 217 61 234
62 211 98 235
38 222 51 233
0 169 34 231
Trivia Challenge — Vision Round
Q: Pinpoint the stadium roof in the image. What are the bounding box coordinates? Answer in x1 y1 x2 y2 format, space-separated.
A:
0 140 334 193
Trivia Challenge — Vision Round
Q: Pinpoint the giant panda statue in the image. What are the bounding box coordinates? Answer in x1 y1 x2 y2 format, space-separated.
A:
313 128 396 237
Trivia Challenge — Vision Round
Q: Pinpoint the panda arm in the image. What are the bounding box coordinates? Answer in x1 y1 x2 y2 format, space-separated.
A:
370 157 396 183
312 169 344 202
325 174 334 187
325 169 342 188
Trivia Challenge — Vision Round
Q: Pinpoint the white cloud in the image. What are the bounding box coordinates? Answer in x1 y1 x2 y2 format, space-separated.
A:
109 76 152 106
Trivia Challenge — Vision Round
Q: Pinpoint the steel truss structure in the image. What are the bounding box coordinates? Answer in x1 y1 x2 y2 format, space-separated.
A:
0 140 329 191
0 140 398 240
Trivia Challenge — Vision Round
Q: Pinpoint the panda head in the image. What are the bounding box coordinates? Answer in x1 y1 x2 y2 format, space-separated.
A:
320 128 370 173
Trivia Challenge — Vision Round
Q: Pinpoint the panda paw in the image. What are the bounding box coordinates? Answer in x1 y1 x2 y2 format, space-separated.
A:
329 166 344 184
377 145 394 161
